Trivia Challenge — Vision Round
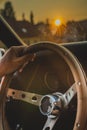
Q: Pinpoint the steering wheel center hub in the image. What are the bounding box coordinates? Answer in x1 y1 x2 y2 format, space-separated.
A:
39 94 63 117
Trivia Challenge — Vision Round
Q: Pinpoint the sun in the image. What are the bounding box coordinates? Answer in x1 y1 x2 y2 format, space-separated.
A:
55 19 61 26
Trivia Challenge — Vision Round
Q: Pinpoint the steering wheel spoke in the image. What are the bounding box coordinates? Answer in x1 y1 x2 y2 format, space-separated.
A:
42 116 59 130
7 88 43 106
63 83 77 107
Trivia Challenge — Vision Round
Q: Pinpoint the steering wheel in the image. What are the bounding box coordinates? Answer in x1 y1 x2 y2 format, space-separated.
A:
0 42 87 130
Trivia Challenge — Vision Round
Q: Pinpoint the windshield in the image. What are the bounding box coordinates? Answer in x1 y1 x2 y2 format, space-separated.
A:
0 0 87 45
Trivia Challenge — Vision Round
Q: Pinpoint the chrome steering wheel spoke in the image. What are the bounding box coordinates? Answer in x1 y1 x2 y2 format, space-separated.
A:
7 88 43 106
63 82 77 108
42 116 59 130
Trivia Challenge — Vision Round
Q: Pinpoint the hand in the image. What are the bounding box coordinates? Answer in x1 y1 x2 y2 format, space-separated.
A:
0 46 35 77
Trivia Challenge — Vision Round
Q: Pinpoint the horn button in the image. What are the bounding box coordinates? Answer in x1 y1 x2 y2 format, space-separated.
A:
39 93 63 118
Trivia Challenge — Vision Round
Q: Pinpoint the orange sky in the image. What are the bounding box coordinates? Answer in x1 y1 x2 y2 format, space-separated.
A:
0 0 87 23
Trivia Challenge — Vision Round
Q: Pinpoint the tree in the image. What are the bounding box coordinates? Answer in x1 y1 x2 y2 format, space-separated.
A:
30 11 34 25
1 1 15 20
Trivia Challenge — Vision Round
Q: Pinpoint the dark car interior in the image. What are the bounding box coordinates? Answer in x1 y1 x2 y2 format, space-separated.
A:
0 15 87 130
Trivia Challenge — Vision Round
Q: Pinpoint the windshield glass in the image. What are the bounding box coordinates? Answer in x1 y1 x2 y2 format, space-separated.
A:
0 0 87 45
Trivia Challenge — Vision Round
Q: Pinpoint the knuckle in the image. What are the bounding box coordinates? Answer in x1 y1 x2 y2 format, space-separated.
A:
9 46 16 53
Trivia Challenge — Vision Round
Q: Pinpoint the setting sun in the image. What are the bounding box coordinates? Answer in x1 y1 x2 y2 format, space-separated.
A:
55 19 61 26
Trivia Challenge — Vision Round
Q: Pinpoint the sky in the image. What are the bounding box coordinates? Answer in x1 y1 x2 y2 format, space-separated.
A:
0 0 87 23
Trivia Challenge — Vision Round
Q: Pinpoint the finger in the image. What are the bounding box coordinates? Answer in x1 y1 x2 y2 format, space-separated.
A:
19 61 29 72
18 53 36 72
13 53 36 65
14 54 36 73
9 46 28 57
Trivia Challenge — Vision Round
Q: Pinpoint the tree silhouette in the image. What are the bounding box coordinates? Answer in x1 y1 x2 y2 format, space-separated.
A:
1 1 15 20
30 11 34 25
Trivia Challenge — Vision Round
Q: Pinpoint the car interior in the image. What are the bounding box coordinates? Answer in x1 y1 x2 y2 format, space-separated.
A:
0 1 87 130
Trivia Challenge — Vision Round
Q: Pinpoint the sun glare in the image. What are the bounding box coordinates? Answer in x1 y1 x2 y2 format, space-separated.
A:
55 19 61 26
